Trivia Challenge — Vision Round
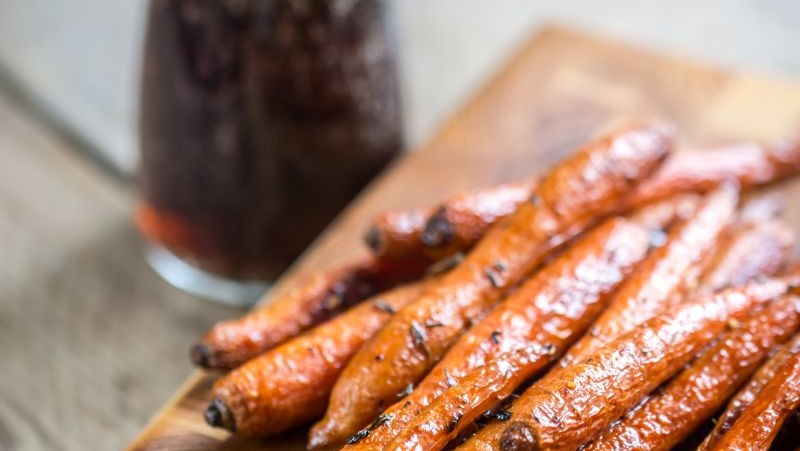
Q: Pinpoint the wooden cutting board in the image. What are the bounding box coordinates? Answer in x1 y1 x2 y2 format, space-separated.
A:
126 26 800 451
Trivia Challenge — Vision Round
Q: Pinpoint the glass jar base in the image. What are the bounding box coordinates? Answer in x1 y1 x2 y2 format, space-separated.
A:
146 245 269 307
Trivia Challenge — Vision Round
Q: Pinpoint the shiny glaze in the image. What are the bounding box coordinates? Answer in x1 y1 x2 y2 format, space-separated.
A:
387 346 552 451
584 295 800 451
209 281 428 437
700 331 800 450
709 331 800 450
625 193 700 231
459 275 800 451
627 138 800 205
697 219 794 292
420 180 539 260
308 122 674 448
193 258 426 369
344 217 651 450
367 180 537 261
365 138 800 264
558 184 738 367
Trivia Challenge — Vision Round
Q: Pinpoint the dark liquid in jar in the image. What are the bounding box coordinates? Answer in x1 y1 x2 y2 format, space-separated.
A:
138 0 401 279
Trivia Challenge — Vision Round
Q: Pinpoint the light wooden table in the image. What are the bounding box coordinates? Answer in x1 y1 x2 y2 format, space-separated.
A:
0 87 241 450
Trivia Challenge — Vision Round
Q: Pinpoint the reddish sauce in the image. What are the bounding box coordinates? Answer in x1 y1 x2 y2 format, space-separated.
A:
138 0 401 279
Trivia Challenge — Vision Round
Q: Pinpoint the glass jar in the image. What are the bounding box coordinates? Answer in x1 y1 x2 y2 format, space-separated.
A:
137 0 402 304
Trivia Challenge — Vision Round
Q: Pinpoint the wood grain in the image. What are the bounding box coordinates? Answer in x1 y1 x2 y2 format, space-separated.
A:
127 27 800 451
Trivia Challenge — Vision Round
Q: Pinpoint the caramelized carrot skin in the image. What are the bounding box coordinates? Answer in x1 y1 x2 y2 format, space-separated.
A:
699 332 800 450
345 217 652 450
496 278 800 451
193 258 426 369
386 346 553 451
366 207 434 262
697 219 794 292
628 138 800 205
558 184 738 367
369 138 800 263
584 295 800 451
709 334 800 451
367 181 537 261
459 275 799 451
420 181 538 260
208 281 428 437
308 122 674 449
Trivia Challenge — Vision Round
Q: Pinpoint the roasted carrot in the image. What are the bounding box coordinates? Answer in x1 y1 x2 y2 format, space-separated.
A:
203 280 429 437
191 257 427 369
307 122 674 448
557 184 738 368
385 346 553 451
696 219 794 292
344 217 652 450
366 181 537 261
584 295 800 451
625 193 699 231
386 216 794 451
487 275 800 451
365 138 800 262
707 331 800 451
457 274 800 451
626 138 800 205
699 331 800 450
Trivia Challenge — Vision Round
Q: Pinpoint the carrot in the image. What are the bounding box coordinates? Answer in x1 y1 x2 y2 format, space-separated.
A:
307 121 674 449
626 138 800 205
191 257 427 369
457 273 800 451
696 219 794 292
344 216 652 450
366 181 537 261
699 331 800 450
584 295 800 451
365 138 800 263
490 275 800 451
203 280 429 437
557 184 738 368
706 331 800 451
624 193 699 231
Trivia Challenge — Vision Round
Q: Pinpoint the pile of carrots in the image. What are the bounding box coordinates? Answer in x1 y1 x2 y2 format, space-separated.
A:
192 121 800 451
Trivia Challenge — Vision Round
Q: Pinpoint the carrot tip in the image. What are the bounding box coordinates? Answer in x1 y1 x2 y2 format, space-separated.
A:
499 421 538 451
422 214 454 248
365 226 383 252
205 398 236 432
191 343 213 368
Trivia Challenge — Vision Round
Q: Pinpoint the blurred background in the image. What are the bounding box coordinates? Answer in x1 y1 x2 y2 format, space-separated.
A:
3 0 800 174
2 1 800 450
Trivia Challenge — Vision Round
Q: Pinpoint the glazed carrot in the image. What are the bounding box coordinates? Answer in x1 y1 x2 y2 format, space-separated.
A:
344 217 652 450
488 275 800 451
584 295 800 451
191 257 427 369
389 216 795 451
707 331 800 451
366 181 537 261
203 280 428 437
626 138 800 205
307 122 674 448
366 138 800 262
699 331 800 450
625 193 699 231
696 219 794 292
457 274 800 451
557 184 738 368
385 346 553 451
